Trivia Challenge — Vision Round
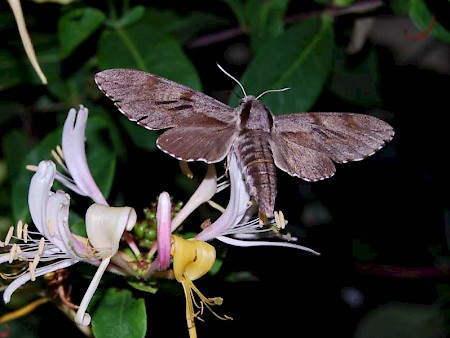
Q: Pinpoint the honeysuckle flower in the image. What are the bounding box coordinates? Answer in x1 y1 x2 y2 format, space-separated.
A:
145 191 172 275
50 105 108 206
75 203 136 326
196 154 320 255
156 192 172 270
6 0 47 84
147 165 218 260
0 160 136 327
171 164 218 232
171 235 231 338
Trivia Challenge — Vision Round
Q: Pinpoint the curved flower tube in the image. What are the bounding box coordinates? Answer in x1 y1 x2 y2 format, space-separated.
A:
171 164 217 232
74 203 137 326
156 192 172 270
196 153 320 255
59 105 108 205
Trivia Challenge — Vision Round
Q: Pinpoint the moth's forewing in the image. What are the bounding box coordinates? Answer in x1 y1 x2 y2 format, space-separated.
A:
271 112 394 181
95 68 238 162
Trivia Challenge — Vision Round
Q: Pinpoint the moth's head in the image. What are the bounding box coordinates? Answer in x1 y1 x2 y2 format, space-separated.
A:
240 95 256 104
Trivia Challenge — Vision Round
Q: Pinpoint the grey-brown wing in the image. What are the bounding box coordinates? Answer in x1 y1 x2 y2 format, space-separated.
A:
157 124 238 163
95 68 238 162
95 68 237 128
271 112 394 181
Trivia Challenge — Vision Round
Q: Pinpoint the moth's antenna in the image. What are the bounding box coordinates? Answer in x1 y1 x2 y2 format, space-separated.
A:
256 87 290 100
217 63 247 99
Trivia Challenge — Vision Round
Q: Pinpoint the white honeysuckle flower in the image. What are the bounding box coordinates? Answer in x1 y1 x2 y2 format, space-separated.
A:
170 164 217 232
196 154 320 255
0 160 137 327
54 105 108 206
1 161 92 303
75 203 136 326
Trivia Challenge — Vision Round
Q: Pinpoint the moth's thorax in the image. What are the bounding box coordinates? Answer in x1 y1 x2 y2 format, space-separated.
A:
237 96 273 132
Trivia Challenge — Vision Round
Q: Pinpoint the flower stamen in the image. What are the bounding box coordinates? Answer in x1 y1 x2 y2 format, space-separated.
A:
274 210 287 230
4 227 14 246
29 261 35 281
38 237 45 256
8 244 17 263
16 220 23 240
51 149 64 167
23 223 28 243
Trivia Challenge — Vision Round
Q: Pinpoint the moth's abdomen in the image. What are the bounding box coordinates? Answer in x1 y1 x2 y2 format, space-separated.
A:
234 131 277 217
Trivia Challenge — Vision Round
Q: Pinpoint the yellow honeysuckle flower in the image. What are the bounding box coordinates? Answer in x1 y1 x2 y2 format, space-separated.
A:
171 235 232 338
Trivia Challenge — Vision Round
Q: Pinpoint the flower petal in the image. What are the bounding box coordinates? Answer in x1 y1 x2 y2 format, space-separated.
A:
46 191 85 258
196 153 251 241
85 204 136 258
156 192 172 270
62 106 108 205
28 161 55 236
2 259 77 304
74 257 111 326
171 236 216 282
171 164 217 232
216 236 320 255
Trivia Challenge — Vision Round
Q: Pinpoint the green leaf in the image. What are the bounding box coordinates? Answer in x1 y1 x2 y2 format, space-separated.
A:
389 0 409 14
2 129 32 180
85 114 119 198
314 0 332 5
223 0 246 27
128 280 158 294
46 57 94 103
0 37 61 88
229 16 334 114
334 0 357 6
0 51 22 90
97 23 201 90
87 145 116 199
244 0 290 50
224 0 289 50
119 117 159 152
328 47 381 107
141 9 230 45
116 6 146 28
85 106 127 161
92 288 146 338
69 210 87 237
409 0 450 43
58 7 106 58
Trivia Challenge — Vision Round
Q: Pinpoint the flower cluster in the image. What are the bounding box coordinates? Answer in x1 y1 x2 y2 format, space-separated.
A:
1 105 318 337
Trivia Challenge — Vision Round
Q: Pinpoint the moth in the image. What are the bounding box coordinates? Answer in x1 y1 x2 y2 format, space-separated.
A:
95 68 394 218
